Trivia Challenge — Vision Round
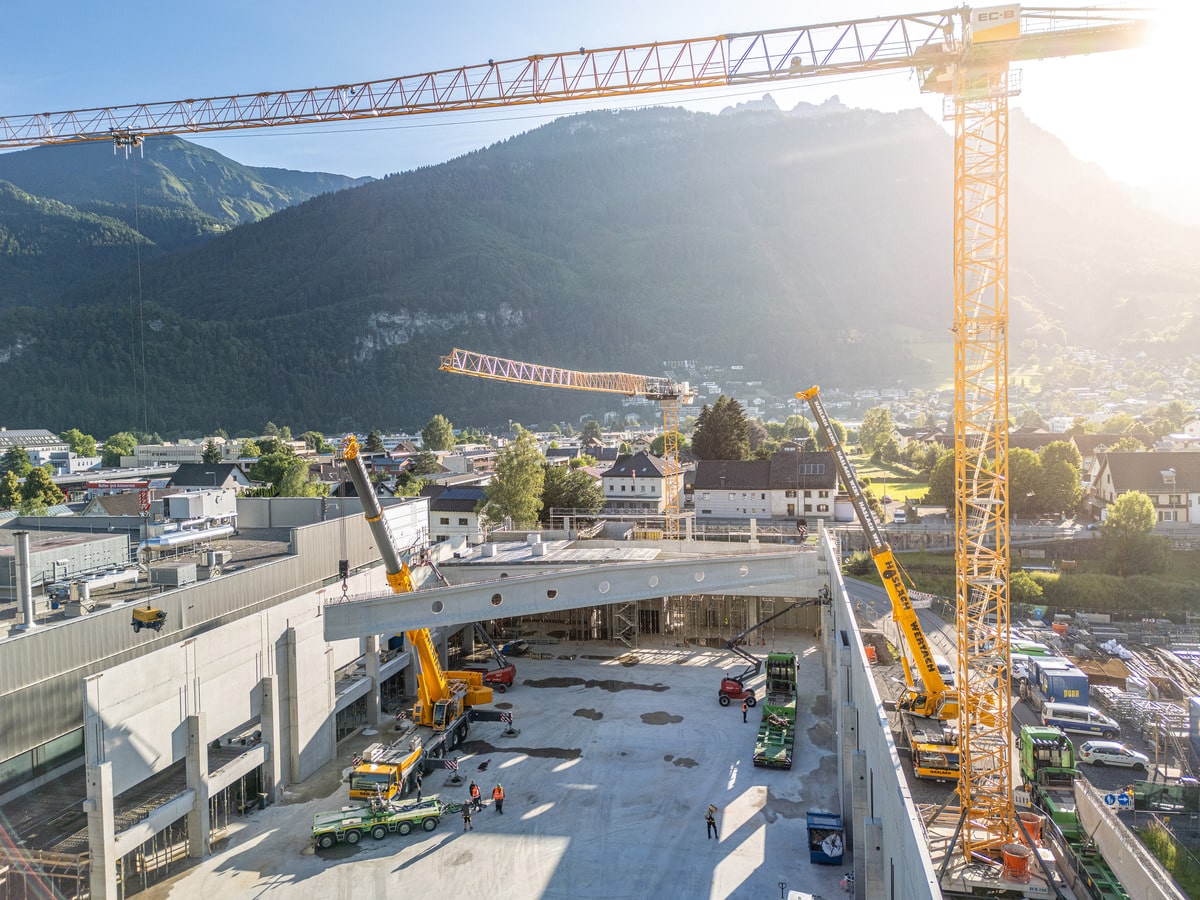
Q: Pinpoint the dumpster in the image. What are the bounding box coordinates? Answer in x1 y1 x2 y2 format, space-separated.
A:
807 811 844 865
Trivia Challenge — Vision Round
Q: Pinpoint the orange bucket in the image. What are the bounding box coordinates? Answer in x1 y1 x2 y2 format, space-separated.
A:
1052 622 1069 636
1017 811 1042 846
865 645 878 664
1002 843 1032 882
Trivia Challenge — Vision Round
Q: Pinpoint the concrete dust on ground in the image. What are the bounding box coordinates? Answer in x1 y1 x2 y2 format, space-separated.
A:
143 638 845 900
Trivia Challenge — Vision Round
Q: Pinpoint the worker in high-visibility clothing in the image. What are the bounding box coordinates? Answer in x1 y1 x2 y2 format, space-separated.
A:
470 781 482 811
492 783 505 814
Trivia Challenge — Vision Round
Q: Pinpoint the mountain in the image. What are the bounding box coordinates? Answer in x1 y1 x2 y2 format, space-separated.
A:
0 137 371 308
0 104 1194 436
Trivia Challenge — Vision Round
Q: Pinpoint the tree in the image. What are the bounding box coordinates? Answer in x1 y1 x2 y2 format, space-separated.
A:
257 436 288 456
874 435 899 465
21 466 65 509
785 415 814 442
275 457 327 497
561 423 575 438
691 396 750 461
540 465 604 521
1007 448 1044 518
748 420 769 451
59 428 97 457
1 446 33 477
1015 407 1048 430
1040 441 1082 473
1101 490 1168 577
1039 459 1082 516
201 440 223 464
568 454 597 469
240 439 262 458
1065 416 1096 437
926 451 955 508
650 434 690 457
1108 436 1145 452
421 414 455 452
263 422 280 437
753 439 783 460
301 430 334 453
411 451 442 476
1010 570 1044 605
365 430 386 453
580 420 603 443
101 432 138 467
0 471 19 509
859 406 896 456
485 428 544 527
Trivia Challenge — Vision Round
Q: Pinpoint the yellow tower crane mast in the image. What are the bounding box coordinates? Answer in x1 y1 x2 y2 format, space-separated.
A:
438 347 695 537
0 5 1153 867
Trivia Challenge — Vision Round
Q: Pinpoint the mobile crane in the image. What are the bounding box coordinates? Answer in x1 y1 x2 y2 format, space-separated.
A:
338 435 497 801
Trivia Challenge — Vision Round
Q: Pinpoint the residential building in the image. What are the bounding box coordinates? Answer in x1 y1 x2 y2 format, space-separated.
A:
168 463 253 492
422 485 489 544
692 450 837 522
601 452 679 515
1088 451 1200 523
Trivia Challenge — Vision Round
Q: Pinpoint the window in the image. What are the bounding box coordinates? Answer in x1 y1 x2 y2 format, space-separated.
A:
817 504 829 513
785 490 797 498
640 485 646 493
804 504 813 512
439 517 450 525
458 518 468 526
701 492 710 501
1160 510 1178 522
729 493 736 500
760 493 766 500
819 490 829 498
621 485 626 491
805 490 813 498
742 493 748 501
701 509 712 515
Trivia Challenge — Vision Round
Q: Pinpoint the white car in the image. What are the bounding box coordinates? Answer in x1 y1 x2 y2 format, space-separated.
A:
1078 740 1149 770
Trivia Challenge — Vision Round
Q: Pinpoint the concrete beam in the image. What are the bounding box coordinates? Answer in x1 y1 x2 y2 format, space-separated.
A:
324 552 811 641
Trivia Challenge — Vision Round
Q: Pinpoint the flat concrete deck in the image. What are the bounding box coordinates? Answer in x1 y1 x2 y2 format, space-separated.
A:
144 637 845 899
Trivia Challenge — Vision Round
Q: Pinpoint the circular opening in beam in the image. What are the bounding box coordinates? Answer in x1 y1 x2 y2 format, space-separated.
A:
547 589 558 599
491 593 503 607
739 565 749 577
431 599 444 615
648 576 659 588
598 580 611 594
694 571 705 583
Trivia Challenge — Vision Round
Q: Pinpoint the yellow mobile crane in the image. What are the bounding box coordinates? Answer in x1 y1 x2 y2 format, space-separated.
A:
339 435 493 801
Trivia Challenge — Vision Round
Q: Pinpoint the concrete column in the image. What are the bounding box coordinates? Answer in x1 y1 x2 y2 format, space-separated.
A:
285 626 303 783
261 676 283 801
461 623 475 657
364 635 382 725
86 762 117 899
840 705 859 848
436 628 449 670
14 531 36 630
186 713 210 858
861 816 884 900
850 749 868 890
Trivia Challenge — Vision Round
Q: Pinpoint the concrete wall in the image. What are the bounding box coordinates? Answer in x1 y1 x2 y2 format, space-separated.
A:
1076 780 1186 900
820 527 940 899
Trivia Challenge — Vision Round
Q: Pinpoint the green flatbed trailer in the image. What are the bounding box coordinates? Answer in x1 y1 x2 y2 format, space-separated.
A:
312 798 451 849
753 700 797 768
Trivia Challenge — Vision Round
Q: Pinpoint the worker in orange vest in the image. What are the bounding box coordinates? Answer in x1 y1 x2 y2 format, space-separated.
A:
492 783 505 814
741 700 749 723
469 781 482 811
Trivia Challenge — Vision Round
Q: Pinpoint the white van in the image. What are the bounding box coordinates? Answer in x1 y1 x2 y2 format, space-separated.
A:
892 509 908 524
933 654 955 687
1042 702 1120 739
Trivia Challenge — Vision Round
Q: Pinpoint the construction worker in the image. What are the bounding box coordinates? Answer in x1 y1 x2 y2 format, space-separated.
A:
470 780 482 811
493 783 505 814
741 700 749 723
461 802 473 831
706 804 718 840
414 770 423 802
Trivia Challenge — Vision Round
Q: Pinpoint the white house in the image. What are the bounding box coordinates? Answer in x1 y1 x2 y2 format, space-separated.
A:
692 450 838 522
601 452 680 515
1088 451 1200 524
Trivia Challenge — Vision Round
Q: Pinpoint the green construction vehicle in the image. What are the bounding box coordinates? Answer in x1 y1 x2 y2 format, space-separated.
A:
312 797 452 849
753 652 798 769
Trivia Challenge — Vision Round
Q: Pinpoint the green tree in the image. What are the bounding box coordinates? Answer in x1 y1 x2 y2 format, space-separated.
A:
1007 448 1044 518
1040 441 1082 473
301 430 334 453
1108 436 1145 452
1039 459 1082 516
1010 570 1044 605
874 435 899 464
785 415 814 442
201 439 223 464
618 441 632 454
561 423 575 438
276 456 327 497
21 466 65 508
59 428 97 457
926 451 955 508
411 451 442 476
568 454 597 469
650 433 690 457
0 470 19 509
240 439 262 458
580 420 603 443
748 420 769 451
540 465 604 521
278 425 293 442
101 432 137 467
257 436 288 456
421 414 455 452
1066 416 1096 437
1 446 33 477
248 449 301 494
263 422 280 437
365 430 386 453
1101 491 1167 577
691 396 750 460
1015 408 1048 430
485 428 545 527
859 406 896 456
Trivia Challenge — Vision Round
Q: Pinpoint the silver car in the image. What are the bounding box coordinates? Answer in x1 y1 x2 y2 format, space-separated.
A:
1078 740 1149 770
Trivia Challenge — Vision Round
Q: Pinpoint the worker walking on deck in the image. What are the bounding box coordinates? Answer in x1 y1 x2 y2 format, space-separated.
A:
742 700 749 723
470 780 482 811
706 804 718 839
493 783 505 814
461 802 473 831
415 770 423 802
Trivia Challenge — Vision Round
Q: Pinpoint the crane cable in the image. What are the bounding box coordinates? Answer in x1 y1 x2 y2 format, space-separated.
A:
120 144 150 434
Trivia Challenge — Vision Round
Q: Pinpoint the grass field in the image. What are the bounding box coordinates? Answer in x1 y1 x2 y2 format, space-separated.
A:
847 453 929 504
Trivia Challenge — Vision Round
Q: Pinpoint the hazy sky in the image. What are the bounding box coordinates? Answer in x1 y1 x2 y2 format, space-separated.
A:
1 2 1192 202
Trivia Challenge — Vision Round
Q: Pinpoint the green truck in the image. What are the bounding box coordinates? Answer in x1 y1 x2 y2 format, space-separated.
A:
312 797 452 849
753 652 798 769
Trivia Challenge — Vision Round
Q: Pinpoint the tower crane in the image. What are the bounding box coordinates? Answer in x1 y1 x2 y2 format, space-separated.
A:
3 4 1152 871
438 347 695 537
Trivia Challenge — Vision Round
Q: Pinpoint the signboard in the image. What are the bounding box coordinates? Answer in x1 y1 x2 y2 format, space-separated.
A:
971 4 1021 44
1014 790 1032 809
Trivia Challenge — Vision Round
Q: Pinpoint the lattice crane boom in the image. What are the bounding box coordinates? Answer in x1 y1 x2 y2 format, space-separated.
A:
439 347 693 537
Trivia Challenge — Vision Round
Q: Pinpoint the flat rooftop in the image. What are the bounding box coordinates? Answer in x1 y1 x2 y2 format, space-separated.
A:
142 638 844 900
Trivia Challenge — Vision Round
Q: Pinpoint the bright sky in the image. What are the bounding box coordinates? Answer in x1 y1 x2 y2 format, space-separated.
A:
1 2 1193 208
